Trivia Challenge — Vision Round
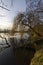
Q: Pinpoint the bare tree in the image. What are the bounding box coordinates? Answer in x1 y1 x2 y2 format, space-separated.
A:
25 0 42 12
10 13 25 35
10 11 42 37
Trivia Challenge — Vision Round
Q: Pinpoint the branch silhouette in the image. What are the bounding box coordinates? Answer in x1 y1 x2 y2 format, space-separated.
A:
0 6 10 11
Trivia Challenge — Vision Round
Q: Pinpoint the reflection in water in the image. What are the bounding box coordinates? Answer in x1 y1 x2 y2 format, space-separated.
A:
0 33 29 47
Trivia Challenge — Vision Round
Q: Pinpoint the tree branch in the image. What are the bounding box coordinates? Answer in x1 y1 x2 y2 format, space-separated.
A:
0 6 10 11
23 24 41 37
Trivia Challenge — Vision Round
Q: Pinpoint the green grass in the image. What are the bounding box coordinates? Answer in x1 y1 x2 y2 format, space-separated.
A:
30 49 43 65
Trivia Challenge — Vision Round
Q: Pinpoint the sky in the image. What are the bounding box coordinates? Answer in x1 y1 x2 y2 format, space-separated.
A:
0 0 43 30
0 0 26 29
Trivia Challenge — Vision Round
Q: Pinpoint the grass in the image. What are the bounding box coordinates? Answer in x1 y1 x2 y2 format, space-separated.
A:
30 49 43 65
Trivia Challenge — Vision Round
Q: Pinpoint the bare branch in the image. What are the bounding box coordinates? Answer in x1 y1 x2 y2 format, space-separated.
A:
22 23 41 37
1 0 7 7
11 0 14 7
0 6 10 11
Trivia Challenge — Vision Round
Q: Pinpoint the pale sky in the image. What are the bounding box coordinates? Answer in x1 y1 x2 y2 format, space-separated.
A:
0 0 26 29
0 0 43 30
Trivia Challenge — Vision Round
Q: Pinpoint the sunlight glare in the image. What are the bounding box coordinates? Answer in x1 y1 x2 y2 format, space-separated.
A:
0 17 12 30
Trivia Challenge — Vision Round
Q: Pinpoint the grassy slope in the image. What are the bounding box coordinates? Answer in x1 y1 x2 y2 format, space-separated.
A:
30 44 43 65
